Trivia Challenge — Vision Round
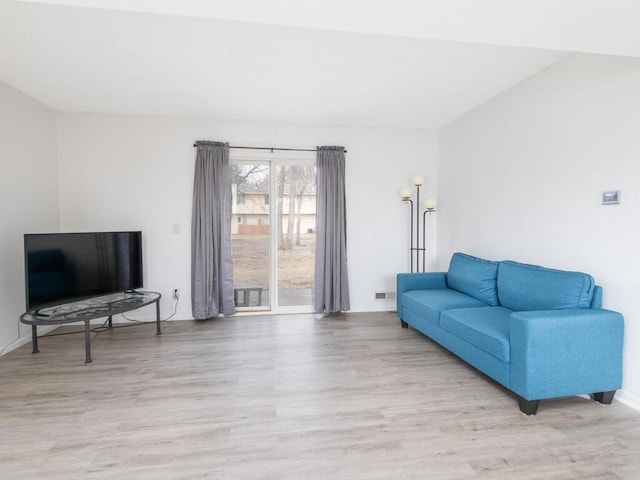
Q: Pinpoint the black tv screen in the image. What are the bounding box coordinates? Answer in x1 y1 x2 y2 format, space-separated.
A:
24 231 143 311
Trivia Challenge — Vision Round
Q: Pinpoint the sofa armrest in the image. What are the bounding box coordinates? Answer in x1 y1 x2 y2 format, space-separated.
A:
396 272 447 313
509 309 624 401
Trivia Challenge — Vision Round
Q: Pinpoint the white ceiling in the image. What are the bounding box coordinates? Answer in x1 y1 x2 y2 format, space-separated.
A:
1 0 639 129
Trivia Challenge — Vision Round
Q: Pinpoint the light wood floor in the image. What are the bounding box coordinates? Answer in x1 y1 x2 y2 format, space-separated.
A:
2 311 640 479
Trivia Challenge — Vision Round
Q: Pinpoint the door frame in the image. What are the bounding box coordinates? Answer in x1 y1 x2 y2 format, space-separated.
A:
230 150 316 314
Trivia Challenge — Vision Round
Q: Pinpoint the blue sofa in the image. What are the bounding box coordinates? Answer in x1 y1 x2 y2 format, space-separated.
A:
396 252 624 415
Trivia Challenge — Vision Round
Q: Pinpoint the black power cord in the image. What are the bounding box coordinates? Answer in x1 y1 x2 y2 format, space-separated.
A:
0 319 23 356
121 294 179 322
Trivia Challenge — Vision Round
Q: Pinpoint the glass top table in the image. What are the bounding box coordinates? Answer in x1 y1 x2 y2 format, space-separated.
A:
20 291 161 364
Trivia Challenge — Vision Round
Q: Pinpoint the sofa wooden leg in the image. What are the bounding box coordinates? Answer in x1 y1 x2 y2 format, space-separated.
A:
400 319 408 328
593 390 616 405
517 396 540 415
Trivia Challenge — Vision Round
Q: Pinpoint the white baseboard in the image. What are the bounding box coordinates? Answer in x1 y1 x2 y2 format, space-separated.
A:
0 324 59 356
614 389 640 412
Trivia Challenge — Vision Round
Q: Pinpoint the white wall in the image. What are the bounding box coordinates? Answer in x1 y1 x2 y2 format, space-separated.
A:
438 53 640 405
0 81 59 352
57 114 436 317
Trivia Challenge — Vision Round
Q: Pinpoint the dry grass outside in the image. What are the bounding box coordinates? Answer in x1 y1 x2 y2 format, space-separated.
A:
232 233 315 289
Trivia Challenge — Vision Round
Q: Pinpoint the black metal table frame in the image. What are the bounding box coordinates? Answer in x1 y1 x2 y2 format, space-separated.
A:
20 291 161 364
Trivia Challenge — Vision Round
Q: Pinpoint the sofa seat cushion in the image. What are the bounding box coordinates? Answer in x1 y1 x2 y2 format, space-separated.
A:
447 252 499 306
401 289 488 326
498 261 595 311
440 307 512 362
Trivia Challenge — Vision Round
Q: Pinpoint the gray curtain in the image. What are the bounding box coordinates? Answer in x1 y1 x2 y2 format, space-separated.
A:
314 146 350 313
191 141 236 319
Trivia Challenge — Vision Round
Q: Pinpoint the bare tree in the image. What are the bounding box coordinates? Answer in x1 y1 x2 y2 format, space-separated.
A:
229 164 268 189
295 191 303 246
231 163 315 251
277 166 287 249
295 165 316 246
284 166 299 249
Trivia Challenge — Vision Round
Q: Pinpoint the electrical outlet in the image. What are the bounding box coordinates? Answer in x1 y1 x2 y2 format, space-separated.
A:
172 288 180 301
375 292 396 300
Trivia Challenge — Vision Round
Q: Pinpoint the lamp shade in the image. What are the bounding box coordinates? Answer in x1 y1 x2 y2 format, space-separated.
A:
412 176 424 186
425 198 436 209
400 187 412 199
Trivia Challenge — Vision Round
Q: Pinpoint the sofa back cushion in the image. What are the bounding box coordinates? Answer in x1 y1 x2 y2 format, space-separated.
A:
497 260 595 311
447 253 499 306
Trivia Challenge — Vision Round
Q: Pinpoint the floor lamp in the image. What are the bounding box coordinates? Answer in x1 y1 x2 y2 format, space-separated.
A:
401 177 436 273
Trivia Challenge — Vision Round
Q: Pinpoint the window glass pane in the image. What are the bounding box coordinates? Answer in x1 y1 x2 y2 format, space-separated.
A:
231 164 269 308
276 164 316 307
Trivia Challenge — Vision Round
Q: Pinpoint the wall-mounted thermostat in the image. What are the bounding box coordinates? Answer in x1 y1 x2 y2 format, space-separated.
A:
602 191 620 205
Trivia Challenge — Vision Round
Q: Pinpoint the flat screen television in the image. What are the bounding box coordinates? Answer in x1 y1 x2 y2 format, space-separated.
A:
24 231 143 312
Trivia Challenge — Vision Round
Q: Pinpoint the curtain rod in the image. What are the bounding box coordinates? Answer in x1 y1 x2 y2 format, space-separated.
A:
192 144 347 153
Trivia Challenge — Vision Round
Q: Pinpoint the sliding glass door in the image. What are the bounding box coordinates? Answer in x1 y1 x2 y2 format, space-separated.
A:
230 158 316 312
276 164 316 308
230 163 271 309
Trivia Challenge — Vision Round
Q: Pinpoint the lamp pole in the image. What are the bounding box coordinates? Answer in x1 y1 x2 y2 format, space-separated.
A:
400 187 414 273
415 184 421 272
422 200 436 272
401 179 435 273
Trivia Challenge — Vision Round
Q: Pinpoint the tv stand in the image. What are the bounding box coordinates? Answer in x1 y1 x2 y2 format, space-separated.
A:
20 291 161 364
